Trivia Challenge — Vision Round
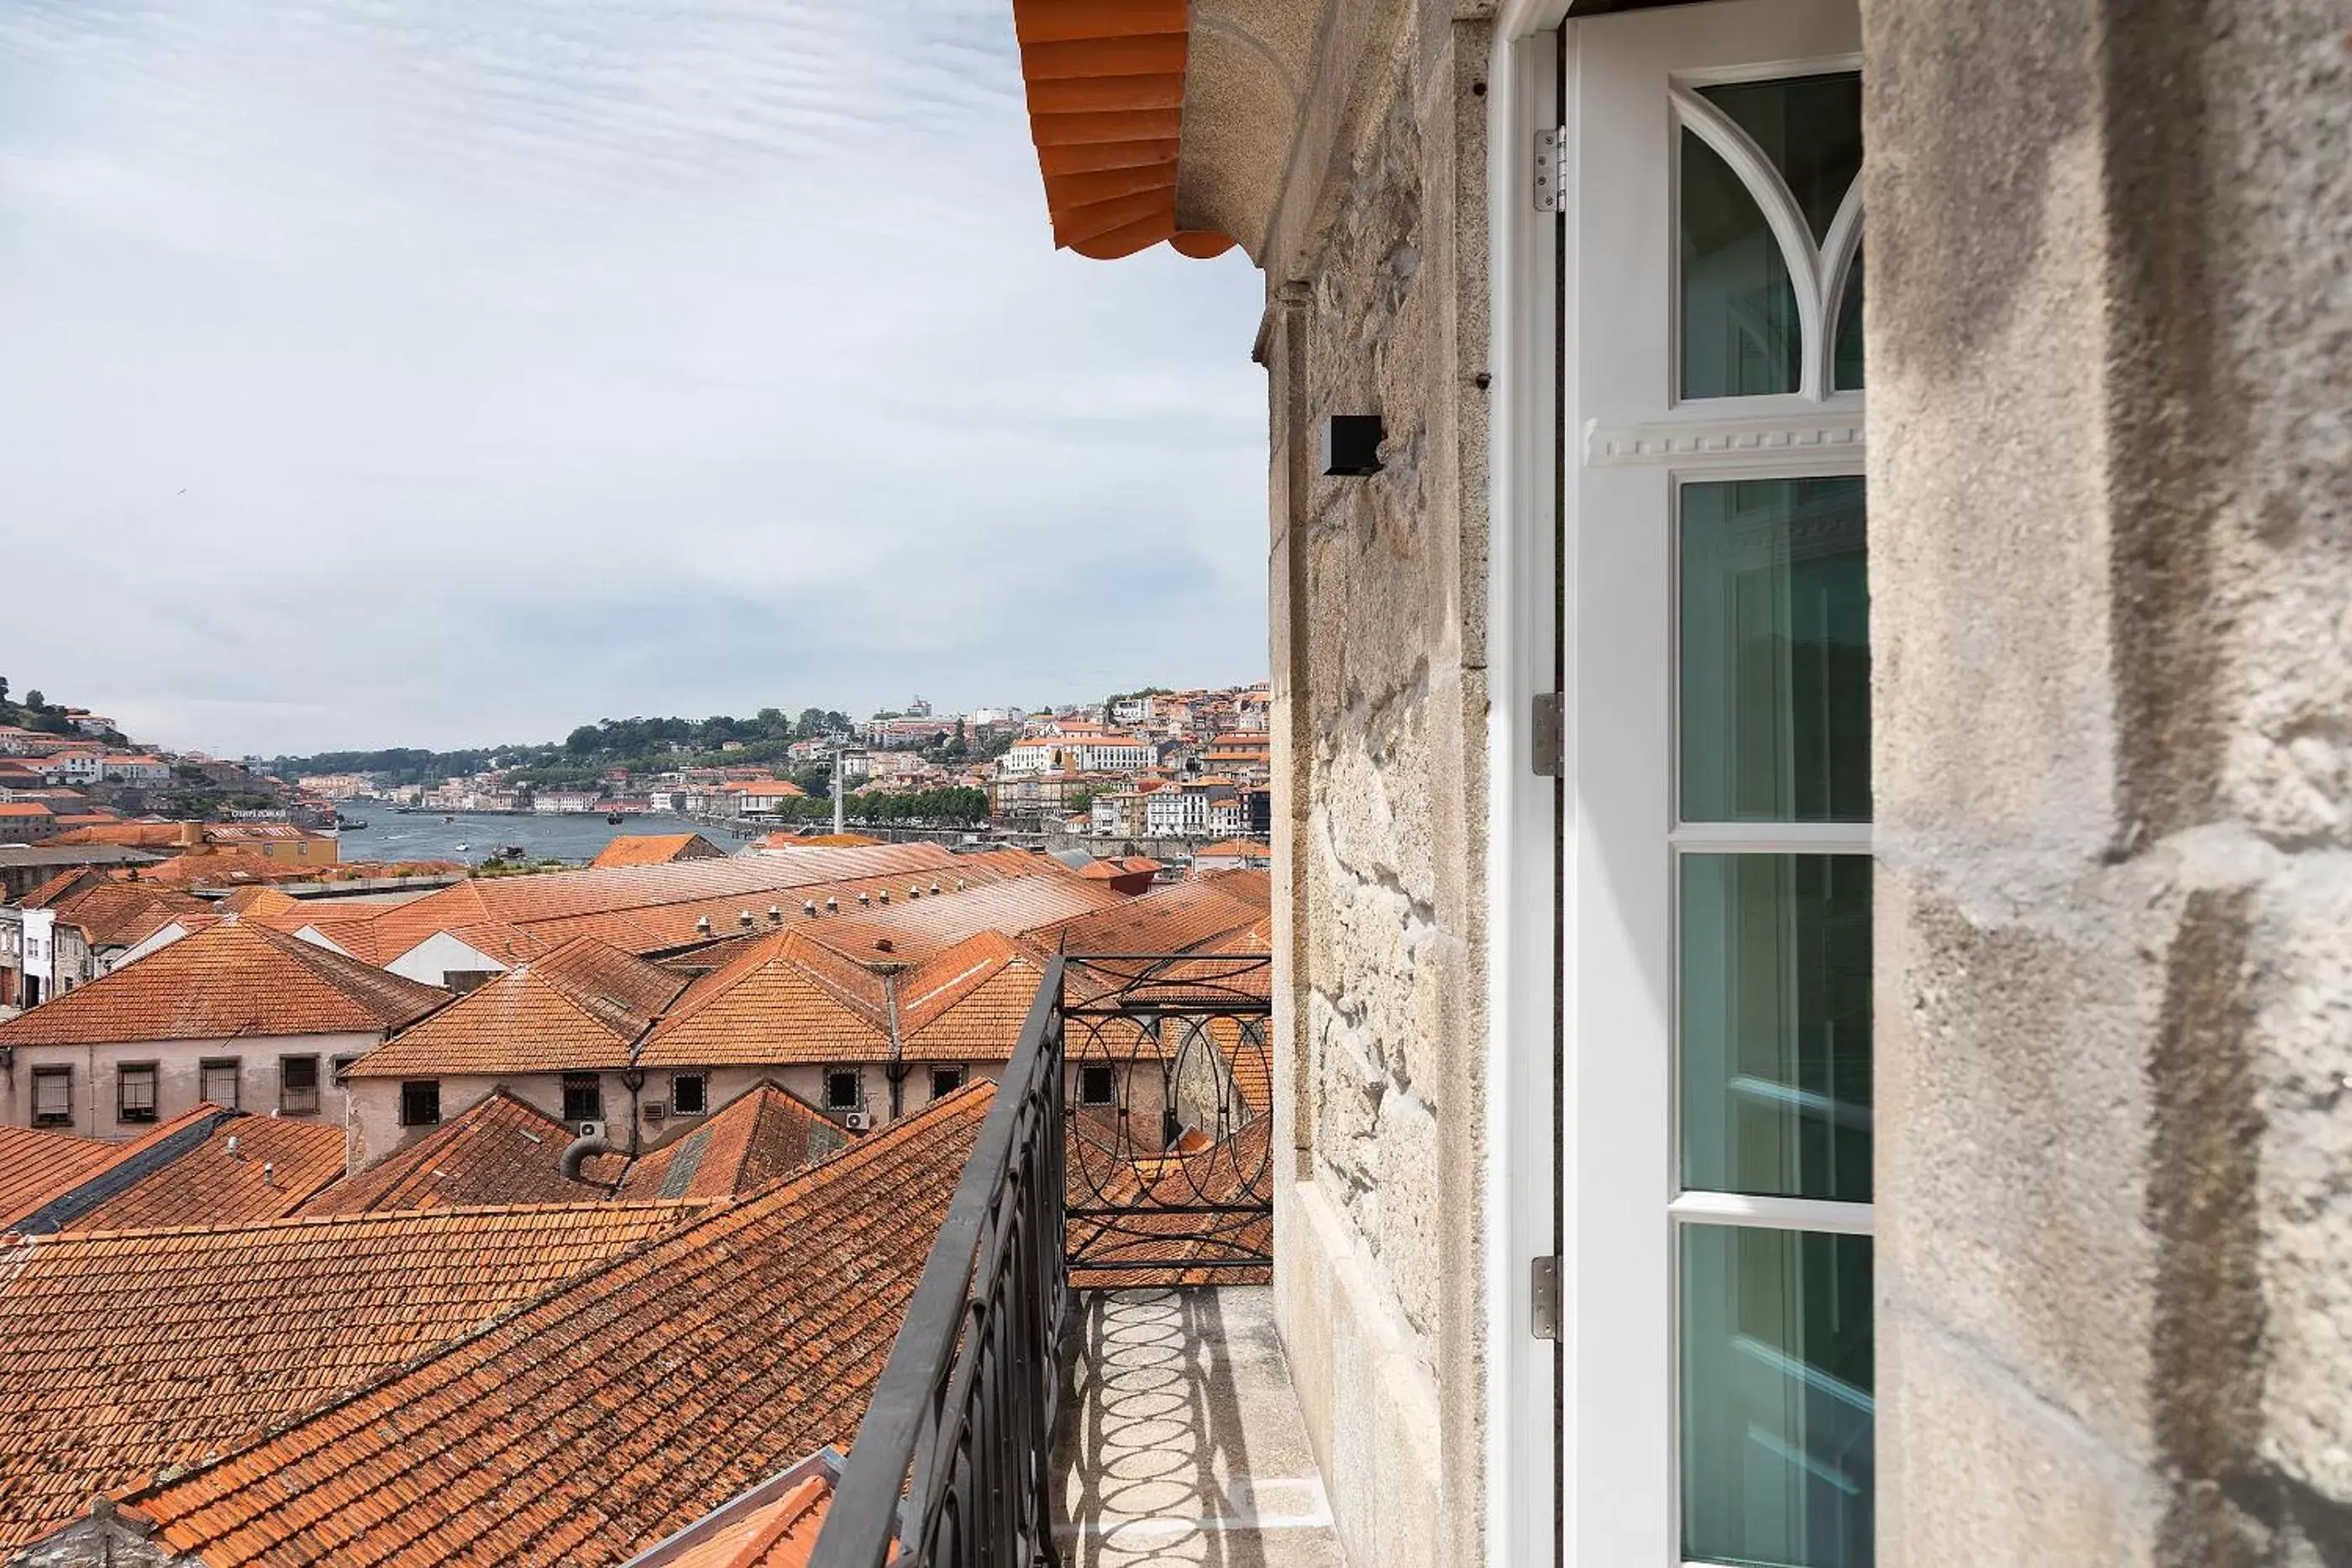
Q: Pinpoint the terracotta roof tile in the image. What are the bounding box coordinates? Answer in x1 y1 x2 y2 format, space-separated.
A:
0 1202 697 1550
46 882 214 948
348 844 1045 968
0 1125 118 1231
0 921 449 1048
300 1093 627 1214
347 936 685 1079
637 931 892 1068
649 1473 835 1568
1016 0 1235 265
616 1082 850 1203
58 1115 350 1234
802 874 1126 967
113 1085 996 1568
1037 878 1267 957
591 833 727 868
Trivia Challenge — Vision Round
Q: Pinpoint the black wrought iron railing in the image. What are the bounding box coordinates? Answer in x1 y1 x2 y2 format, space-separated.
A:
810 952 1273 1568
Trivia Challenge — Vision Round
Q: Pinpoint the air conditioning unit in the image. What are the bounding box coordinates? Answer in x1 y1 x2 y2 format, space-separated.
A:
843 1110 872 1132
575 1120 606 1140
644 1101 667 1125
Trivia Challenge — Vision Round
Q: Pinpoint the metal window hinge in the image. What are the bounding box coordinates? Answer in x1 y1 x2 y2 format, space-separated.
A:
1530 693 1562 777
1530 1256 1562 1340
1533 127 1563 213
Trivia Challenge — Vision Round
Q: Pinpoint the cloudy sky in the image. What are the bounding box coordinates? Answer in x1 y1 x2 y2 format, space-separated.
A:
0 0 1268 757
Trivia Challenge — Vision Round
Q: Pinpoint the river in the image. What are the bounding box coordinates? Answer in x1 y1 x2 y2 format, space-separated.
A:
333 811 729 868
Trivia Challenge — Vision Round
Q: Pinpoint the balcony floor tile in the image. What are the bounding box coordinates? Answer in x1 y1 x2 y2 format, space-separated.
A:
1054 1287 1345 1568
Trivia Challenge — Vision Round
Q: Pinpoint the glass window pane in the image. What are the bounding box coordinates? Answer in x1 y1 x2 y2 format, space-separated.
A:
1682 130 1803 398
1833 242 1864 391
1698 72 1862 245
1682 1225 1874 1568
1681 478 1869 823
1681 853 1872 1202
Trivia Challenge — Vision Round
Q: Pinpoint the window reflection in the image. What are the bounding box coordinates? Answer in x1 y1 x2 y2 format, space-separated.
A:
1682 1225 1875 1568
1681 478 1869 823
1682 130 1803 398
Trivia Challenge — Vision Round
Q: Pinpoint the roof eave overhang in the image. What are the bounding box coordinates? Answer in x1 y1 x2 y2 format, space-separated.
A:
1013 0 1237 261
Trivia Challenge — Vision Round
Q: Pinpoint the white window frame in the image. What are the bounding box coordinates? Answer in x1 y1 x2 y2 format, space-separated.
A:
1501 3 1869 1565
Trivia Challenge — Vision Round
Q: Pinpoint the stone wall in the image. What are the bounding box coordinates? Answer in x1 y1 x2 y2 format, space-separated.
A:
1867 0 2352 1561
1261 4 1492 1566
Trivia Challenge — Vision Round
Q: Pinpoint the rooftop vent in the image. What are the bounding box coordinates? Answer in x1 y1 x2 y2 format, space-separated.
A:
858 893 870 906
909 885 921 899
931 883 942 895
827 897 840 913
805 899 818 916
696 915 712 935
224 1135 243 1160
769 905 783 923
876 938 895 954
739 910 755 929
878 890 890 905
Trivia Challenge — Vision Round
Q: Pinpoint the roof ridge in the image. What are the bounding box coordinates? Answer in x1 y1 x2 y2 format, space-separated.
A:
50 1196 704 1245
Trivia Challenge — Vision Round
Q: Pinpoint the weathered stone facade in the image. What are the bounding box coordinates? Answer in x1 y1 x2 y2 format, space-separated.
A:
1868 0 2352 1561
1247 6 1494 1567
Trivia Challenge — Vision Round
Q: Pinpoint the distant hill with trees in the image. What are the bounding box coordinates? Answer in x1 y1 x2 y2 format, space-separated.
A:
270 707 857 789
0 676 127 742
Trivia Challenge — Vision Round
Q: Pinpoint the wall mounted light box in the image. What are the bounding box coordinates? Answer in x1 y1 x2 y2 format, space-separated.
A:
1321 414 1384 476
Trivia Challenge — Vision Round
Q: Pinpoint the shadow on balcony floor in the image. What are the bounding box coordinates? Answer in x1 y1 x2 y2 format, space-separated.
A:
1053 1287 1343 1568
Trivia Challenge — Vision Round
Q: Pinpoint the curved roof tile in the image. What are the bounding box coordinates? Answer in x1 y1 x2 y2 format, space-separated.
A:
1013 0 1236 260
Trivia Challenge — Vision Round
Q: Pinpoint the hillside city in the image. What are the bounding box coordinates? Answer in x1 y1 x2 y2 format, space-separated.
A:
0 679 1278 1562
3 0 2328 1562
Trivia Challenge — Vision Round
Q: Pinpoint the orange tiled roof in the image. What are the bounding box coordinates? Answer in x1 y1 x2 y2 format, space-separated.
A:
591 832 726 868
347 936 685 1078
300 1092 627 1214
1039 876 1267 957
46 881 213 948
138 851 316 889
1077 855 1162 879
653 1472 837 1568
109 1085 996 1568
763 832 879 848
0 920 449 1048
1011 0 1233 260
20 868 102 908
346 843 1022 968
306 1081 848 1216
0 1201 698 1550
216 886 301 917
617 1081 850 1202
59 1114 349 1234
1196 839 1271 858
637 930 892 1068
896 931 1053 1061
801 873 1126 967
0 1125 118 1230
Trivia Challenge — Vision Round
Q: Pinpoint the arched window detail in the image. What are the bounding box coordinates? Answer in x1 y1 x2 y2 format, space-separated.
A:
1831 236 1865 391
1674 71 1862 402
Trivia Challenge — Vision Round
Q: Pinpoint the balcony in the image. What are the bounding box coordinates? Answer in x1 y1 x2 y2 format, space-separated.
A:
811 954 1342 1568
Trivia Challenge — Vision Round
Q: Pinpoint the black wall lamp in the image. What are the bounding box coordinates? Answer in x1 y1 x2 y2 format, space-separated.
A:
1321 414 1383 477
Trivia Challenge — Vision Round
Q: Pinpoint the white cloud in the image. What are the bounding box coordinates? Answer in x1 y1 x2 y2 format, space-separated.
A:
0 0 1268 754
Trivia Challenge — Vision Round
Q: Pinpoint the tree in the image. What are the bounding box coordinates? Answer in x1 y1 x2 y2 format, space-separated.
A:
0 676 9 705
24 690 43 711
564 725 600 755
